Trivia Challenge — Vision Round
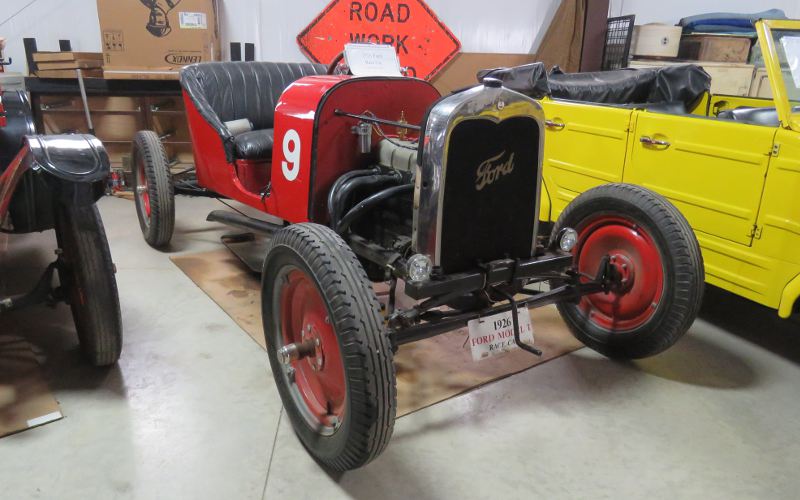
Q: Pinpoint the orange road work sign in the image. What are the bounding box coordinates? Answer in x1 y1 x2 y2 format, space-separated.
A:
297 0 461 80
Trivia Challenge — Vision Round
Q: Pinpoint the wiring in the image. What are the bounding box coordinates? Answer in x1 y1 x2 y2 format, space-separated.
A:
362 110 419 151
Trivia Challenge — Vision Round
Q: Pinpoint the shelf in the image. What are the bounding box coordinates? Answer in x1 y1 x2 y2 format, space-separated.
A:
41 108 142 114
26 76 182 96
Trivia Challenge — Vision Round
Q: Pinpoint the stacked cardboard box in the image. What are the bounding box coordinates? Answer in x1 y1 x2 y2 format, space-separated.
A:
33 52 104 78
96 0 219 80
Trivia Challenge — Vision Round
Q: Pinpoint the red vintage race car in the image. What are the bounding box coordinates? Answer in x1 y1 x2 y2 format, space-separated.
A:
0 88 122 366
132 55 704 470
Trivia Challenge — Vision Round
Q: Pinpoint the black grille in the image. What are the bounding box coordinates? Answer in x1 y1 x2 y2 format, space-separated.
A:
602 15 636 70
439 117 540 274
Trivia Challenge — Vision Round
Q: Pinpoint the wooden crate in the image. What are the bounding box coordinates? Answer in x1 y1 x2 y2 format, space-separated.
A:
678 34 752 63
630 59 755 96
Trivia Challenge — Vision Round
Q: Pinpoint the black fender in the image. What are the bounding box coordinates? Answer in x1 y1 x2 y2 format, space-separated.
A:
27 134 110 207
5 135 110 234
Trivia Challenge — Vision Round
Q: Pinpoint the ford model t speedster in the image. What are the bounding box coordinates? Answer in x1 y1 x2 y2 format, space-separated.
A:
0 88 122 366
132 47 704 470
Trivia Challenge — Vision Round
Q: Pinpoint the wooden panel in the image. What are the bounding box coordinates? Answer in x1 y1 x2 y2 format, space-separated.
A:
40 95 142 112
32 51 103 63
580 0 610 72
43 112 144 142
430 52 537 95
151 114 192 144
678 34 752 63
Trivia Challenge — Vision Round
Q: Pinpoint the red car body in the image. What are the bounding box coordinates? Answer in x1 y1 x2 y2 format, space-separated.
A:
183 75 439 221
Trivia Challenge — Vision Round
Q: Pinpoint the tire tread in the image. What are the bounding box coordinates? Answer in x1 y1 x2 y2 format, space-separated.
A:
263 223 395 470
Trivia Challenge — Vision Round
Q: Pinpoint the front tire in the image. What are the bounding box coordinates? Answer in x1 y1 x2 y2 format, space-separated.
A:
262 223 395 471
133 130 174 248
552 183 704 359
55 203 123 366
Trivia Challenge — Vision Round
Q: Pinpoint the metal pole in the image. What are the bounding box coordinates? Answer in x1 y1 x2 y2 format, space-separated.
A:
75 68 94 135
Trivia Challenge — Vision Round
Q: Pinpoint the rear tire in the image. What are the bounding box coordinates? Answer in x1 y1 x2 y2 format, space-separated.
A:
262 223 395 471
55 203 122 366
552 183 704 359
133 130 174 248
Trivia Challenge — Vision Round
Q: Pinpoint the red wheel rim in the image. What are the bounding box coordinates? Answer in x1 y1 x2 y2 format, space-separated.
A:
574 215 664 331
278 268 346 433
136 157 151 218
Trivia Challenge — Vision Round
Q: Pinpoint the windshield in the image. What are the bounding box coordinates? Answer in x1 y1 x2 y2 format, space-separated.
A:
772 29 800 106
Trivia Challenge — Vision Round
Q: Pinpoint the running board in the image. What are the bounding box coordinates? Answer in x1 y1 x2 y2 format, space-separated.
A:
206 210 283 235
221 233 271 274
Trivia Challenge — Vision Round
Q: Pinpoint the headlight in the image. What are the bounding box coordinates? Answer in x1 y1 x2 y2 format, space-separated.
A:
406 254 433 282
558 228 578 252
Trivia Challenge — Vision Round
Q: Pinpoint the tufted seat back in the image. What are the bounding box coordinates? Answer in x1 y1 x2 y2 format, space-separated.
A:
180 61 327 160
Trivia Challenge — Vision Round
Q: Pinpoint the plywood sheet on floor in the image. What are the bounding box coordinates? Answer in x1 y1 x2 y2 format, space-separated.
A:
0 336 63 437
171 249 583 416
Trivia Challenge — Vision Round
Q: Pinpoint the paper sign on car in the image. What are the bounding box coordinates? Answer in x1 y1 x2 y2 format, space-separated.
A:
467 308 534 361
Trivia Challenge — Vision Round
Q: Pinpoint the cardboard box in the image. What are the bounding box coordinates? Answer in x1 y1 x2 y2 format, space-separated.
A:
96 0 219 78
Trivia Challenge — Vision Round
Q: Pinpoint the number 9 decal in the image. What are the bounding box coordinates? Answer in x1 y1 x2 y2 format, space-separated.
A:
281 129 301 181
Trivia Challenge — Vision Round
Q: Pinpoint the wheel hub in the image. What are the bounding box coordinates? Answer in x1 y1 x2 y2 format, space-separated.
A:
136 158 151 218
575 216 664 331
278 268 345 434
302 325 325 371
608 253 635 293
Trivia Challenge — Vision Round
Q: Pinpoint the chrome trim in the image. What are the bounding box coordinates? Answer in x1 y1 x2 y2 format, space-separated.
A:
26 134 110 183
412 83 546 265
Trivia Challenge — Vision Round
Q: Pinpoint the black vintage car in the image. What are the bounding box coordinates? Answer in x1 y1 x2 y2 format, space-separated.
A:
0 88 121 366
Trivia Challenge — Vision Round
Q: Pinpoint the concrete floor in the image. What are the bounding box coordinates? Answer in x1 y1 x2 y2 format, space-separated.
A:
1 196 800 500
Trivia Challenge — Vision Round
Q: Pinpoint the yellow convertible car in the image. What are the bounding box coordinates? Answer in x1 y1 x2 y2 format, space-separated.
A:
482 19 800 318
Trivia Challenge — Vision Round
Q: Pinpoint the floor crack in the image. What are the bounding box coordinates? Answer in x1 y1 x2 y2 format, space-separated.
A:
261 407 283 500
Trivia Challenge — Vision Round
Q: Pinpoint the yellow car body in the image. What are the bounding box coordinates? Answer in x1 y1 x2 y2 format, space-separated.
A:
539 20 800 318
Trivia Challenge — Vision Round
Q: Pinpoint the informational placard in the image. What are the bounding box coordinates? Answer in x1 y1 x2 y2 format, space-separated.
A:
297 0 461 80
467 308 534 362
344 43 402 77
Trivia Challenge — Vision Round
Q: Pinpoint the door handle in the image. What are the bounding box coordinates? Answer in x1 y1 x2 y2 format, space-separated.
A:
544 120 565 130
640 136 671 147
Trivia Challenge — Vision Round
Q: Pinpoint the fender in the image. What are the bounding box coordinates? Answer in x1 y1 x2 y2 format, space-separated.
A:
27 134 110 184
0 135 109 228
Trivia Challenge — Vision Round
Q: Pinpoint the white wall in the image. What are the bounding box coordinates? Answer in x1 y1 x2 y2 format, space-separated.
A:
608 0 800 25
1 0 102 74
4 0 798 74
1 0 560 74
247 0 561 63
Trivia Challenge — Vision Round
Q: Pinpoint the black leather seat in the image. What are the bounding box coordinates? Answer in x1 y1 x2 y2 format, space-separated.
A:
717 106 800 127
180 61 327 161
233 129 274 160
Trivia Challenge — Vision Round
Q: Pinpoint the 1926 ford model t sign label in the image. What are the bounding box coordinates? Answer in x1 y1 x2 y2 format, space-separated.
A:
132 44 704 470
468 308 534 361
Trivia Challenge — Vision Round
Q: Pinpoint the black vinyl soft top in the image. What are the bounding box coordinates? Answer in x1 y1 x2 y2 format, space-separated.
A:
478 63 711 111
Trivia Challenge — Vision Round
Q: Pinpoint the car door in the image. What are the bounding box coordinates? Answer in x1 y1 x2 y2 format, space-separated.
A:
626 111 776 246
540 99 634 220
